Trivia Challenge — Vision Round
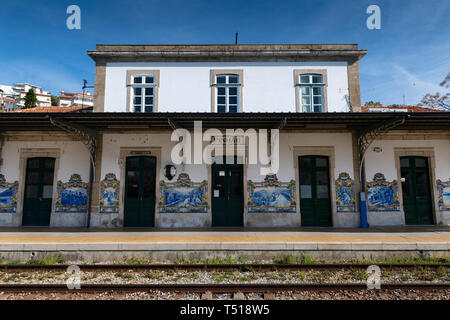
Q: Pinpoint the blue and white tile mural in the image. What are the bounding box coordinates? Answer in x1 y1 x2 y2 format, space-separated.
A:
55 174 88 213
248 174 296 213
437 179 450 211
99 173 120 214
335 172 356 212
159 173 208 213
366 173 400 212
0 174 19 214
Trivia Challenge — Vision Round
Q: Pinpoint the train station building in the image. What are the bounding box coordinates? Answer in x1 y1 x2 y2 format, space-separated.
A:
0 44 449 229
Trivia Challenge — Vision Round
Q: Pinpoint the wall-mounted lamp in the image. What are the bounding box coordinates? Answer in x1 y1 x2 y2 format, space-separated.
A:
373 147 382 153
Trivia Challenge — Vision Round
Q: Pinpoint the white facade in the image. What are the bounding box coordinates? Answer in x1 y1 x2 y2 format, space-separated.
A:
104 61 350 113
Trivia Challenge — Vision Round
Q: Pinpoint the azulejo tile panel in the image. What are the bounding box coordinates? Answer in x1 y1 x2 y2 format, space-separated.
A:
159 173 208 213
437 179 450 211
336 172 356 212
0 174 19 214
248 174 296 213
55 174 88 213
99 173 120 214
366 173 400 212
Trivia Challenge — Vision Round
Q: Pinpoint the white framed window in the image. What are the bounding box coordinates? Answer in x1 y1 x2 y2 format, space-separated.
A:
130 75 156 113
215 74 240 113
299 74 325 113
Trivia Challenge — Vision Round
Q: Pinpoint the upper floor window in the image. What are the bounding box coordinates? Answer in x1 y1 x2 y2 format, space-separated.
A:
299 74 324 113
213 73 241 113
131 75 155 113
126 70 160 113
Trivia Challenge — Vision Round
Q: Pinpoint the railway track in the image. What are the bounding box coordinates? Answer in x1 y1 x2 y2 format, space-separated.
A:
0 282 449 294
1 263 448 272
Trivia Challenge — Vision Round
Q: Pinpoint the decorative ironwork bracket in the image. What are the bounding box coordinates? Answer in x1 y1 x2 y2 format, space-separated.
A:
47 116 99 169
357 116 408 177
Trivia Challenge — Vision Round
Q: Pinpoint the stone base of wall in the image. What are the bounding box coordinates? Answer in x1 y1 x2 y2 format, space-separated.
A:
368 211 405 226
156 213 210 228
50 213 87 227
0 213 20 227
90 213 123 228
245 213 300 228
334 212 360 228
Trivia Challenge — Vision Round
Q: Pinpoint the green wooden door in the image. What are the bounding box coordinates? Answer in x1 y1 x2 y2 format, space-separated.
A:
22 157 55 226
400 156 433 225
124 156 156 227
298 156 332 227
211 159 244 227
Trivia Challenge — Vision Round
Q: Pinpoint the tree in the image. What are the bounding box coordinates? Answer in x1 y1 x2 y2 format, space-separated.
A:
51 95 59 106
420 72 450 111
23 89 38 109
364 101 382 106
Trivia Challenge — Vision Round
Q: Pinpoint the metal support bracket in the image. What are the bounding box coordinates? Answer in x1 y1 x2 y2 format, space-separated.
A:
47 116 99 169
357 116 407 178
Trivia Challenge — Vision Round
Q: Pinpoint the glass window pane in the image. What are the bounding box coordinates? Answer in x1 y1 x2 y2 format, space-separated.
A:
134 97 141 105
302 96 311 105
217 105 226 113
299 171 311 184
145 76 154 84
144 106 153 112
213 172 225 197
300 75 310 84
126 171 139 198
229 96 237 104
313 87 322 95
143 157 156 168
228 75 238 84
300 185 312 198
127 157 140 168
133 77 142 84
312 75 323 83
301 86 310 95
143 171 155 198
134 105 141 112
27 172 39 185
317 185 329 199
313 96 322 105
313 105 322 112
217 76 226 84
42 186 53 199
26 185 39 198
218 87 225 95
415 158 427 168
145 87 153 95
229 105 237 113
303 105 311 112
134 88 142 96
299 157 311 168
416 172 428 196
230 171 242 197
315 157 328 167
27 159 40 169
316 171 329 185
43 171 54 185
228 87 237 95
44 159 55 169
218 96 226 104
400 158 410 168
145 97 153 105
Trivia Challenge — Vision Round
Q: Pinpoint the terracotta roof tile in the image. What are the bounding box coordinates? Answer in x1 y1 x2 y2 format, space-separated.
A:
362 105 442 112
11 106 92 113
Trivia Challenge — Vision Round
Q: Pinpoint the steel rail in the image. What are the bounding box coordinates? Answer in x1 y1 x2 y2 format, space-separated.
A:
0 283 449 294
0 263 448 272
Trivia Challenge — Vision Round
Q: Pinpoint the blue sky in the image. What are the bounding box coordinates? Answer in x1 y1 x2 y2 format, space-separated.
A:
0 0 448 105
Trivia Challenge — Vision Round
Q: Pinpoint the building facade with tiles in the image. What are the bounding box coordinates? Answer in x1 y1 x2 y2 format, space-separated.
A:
0 44 449 229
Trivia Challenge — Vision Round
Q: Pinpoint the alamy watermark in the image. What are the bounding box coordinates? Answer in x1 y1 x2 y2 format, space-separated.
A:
366 5 381 30
170 121 280 175
66 265 81 290
366 265 381 289
66 5 81 30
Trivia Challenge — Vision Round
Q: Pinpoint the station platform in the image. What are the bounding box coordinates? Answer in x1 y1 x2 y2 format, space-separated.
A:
0 227 449 262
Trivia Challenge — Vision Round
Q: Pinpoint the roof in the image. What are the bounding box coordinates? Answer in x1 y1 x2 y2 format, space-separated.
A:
88 44 367 63
11 106 93 113
0 112 449 131
362 105 442 112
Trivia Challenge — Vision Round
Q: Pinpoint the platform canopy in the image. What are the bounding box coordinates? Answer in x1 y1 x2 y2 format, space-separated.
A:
0 112 449 131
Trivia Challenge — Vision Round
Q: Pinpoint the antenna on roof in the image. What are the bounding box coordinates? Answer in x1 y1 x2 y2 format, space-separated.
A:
235 32 238 45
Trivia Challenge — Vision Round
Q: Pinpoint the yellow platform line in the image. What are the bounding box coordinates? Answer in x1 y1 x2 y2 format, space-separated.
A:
0 236 449 243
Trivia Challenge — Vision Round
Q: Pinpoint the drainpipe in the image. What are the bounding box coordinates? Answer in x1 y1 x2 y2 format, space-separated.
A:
360 160 368 229
86 161 94 228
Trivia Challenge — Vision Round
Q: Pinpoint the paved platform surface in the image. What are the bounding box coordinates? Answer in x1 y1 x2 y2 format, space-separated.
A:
0 227 449 262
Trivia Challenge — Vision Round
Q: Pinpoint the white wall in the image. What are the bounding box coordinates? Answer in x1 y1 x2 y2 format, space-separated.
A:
104 61 349 113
